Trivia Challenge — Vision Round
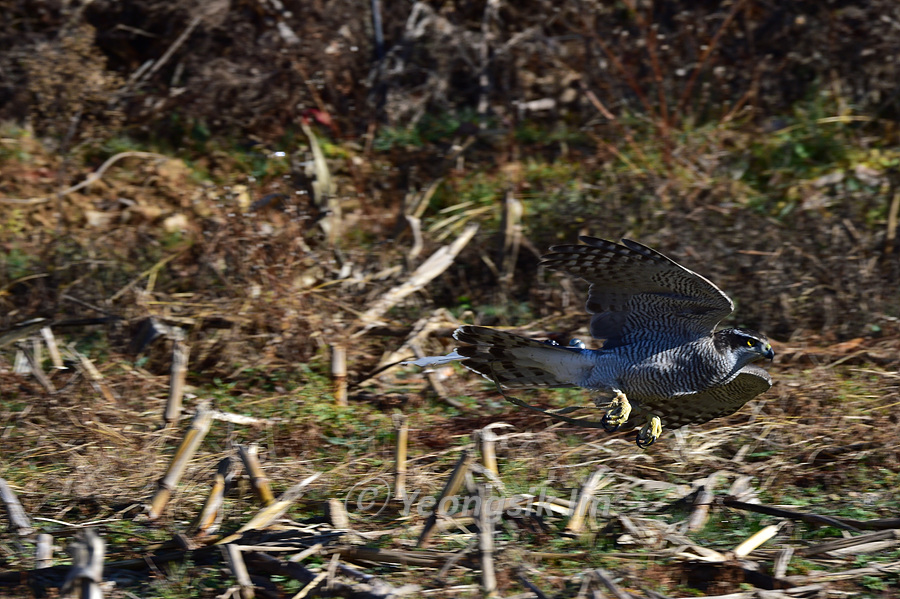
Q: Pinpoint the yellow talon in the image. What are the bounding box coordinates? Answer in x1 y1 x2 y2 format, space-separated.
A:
636 415 662 448
601 391 632 432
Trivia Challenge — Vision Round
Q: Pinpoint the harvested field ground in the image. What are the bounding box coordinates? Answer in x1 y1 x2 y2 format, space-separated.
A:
2 132 900 599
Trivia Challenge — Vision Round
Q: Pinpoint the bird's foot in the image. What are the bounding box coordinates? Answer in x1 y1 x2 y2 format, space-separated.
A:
636 415 662 448
601 391 632 432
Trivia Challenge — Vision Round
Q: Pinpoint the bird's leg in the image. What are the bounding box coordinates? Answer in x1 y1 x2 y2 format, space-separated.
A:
636 415 662 448
601 390 632 432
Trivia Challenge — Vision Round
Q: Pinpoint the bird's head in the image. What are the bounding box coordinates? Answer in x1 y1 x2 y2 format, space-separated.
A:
715 328 774 365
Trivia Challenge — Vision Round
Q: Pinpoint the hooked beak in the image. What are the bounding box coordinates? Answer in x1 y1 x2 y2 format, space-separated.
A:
763 344 774 360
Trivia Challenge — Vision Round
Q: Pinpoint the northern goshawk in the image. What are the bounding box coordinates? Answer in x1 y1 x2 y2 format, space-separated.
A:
413 237 774 447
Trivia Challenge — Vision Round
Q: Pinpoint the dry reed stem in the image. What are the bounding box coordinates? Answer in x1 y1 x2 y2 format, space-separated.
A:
326 545 477 569
785 561 900 585
800 530 900 557
17 340 55 393
499 192 523 292
221 544 255 599
193 457 234 537
66 344 117 403
407 177 444 221
733 524 780 559
137 17 201 88
39 326 64 369
675 544 728 563
217 473 321 545
35 533 54 569
565 469 607 534
887 190 900 254
194 471 227 537
477 483 498 598
476 423 512 477
773 547 794 579
237 444 276 507
293 569 328 599
591 567 635 599
405 214 424 262
417 450 473 548
288 543 324 563
165 337 190 425
327 498 350 530
211 411 272 426
0 477 34 536
686 485 714 532
394 414 409 501
299 118 338 244
109 250 187 302
148 401 213 520
331 344 348 406
60 528 105 599
722 496 900 532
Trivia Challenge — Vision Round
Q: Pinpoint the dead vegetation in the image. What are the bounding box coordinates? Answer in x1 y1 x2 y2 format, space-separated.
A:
4 1 900 145
1 329 899 597
2 0 900 597
1 130 899 596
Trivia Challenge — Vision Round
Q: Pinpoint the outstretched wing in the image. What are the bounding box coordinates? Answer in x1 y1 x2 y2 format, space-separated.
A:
540 237 734 348
618 364 773 429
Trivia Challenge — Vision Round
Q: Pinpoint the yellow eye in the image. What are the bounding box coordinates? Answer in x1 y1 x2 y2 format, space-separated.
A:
746 340 753 347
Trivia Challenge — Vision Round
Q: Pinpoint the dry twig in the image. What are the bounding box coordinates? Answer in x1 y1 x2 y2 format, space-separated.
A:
0 152 167 205
353 224 478 334
723 496 900 532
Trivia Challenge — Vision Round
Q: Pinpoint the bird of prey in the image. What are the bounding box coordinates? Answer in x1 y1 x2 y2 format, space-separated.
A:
413 237 774 447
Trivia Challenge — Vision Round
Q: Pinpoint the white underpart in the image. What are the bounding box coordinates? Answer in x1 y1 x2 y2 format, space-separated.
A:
506 347 595 385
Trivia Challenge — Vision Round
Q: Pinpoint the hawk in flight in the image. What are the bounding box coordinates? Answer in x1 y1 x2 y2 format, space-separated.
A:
414 237 774 447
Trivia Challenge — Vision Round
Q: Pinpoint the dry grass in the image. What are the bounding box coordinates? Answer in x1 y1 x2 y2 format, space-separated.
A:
2 128 900 597
1 352 899 597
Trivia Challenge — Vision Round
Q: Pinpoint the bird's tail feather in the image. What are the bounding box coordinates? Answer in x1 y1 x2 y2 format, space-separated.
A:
453 325 593 388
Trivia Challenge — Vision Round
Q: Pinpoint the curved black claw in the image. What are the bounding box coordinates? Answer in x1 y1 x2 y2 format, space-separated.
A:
601 416 621 433
635 416 662 449
635 433 656 448
601 392 632 434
